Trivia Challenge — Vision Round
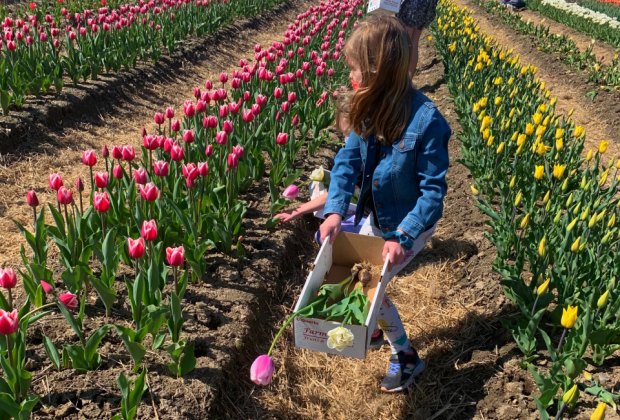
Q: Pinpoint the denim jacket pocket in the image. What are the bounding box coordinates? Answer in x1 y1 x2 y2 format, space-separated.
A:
391 132 419 175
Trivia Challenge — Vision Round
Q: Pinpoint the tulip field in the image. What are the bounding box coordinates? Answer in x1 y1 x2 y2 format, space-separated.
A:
0 0 619 418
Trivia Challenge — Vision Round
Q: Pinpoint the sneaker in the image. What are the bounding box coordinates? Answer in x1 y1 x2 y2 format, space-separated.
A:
380 350 425 393
369 329 385 350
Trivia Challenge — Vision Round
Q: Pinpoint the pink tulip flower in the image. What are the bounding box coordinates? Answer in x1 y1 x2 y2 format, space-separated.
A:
198 162 209 177
141 220 157 241
75 177 85 193
121 145 135 162
127 237 146 259
171 119 181 133
205 144 214 157
0 268 17 289
48 173 64 191
59 292 78 311
170 143 185 162
57 186 73 205
166 246 185 266
215 131 228 145
165 107 175 119
282 184 299 200
133 167 148 185
139 183 159 202
113 165 123 180
250 355 275 385
183 130 195 144
93 191 110 213
0 309 19 335
111 146 123 160
81 150 97 166
276 133 288 146
40 280 53 294
153 160 169 177
183 101 196 118
26 190 39 207
154 112 165 125
94 172 109 189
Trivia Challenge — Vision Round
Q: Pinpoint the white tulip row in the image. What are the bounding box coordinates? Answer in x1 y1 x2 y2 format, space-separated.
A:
540 0 620 29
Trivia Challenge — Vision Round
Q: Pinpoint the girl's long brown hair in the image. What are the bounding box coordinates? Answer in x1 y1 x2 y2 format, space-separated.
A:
344 14 414 144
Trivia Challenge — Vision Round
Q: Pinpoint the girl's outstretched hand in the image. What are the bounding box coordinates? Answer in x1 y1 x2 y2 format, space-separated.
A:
274 209 301 223
382 239 406 272
320 213 343 244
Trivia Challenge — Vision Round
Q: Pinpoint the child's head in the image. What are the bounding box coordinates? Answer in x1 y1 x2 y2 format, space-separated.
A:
344 14 414 144
334 88 354 136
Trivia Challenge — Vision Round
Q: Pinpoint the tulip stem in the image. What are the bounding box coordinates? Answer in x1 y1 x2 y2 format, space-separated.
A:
557 328 567 353
173 266 178 296
267 303 318 356
554 402 566 420
531 294 540 316
5 334 13 374
32 206 37 227
7 289 12 311
79 191 84 215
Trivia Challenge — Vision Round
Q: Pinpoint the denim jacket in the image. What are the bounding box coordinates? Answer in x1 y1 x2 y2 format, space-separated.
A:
323 90 451 240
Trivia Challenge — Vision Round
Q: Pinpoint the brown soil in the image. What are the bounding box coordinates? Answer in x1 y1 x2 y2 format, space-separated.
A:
455 0 620 157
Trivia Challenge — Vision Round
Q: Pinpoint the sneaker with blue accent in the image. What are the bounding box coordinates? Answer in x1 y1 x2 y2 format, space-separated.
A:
380 350 425 393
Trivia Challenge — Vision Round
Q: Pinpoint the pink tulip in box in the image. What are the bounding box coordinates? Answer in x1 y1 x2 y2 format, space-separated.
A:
293 232 393 359
367 0 401 14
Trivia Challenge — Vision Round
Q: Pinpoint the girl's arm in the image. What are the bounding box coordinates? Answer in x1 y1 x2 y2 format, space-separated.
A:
275 192 328 223
398 111 451 240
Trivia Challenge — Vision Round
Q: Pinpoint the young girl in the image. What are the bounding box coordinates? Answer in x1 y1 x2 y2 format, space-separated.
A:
319 14 451 393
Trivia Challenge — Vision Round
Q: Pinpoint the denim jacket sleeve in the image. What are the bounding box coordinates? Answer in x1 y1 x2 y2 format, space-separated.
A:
323 134 363 217
398 110 451 239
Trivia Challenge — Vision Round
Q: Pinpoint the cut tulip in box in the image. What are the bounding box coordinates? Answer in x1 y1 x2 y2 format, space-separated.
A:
293 232 393 359
366 0 401 14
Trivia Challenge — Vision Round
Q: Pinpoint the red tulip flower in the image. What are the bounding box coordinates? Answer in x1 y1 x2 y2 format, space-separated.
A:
48 173 64 191
203 115 218 129
165 107 175 120
219 105 229 118
171 119 181 132
233 145 244 158
102 144 109 158
205 144 214 157
242 109 254 123
166 246 185 266
141 220 157 241
183 101 196 118
94 171 109 189
288 92 297 103
205 80 213 90
227 153 239 169
143 134 159 150
153 160 169 177
122 145 135 162
133 167 148 185
195 100 207 114
59 292 78 311
292 114 300 126
193 87 201 99
154 112 165 125
26 190 39 207
183 130 195 144
40 280 53 294
198 162 209 177
215 131 228 145
139 183 159 202
0 309 19 335
127 237 146 262
276 133 289 146
274 87 283 99
93 191 110 213
0 268 17 289
57 186 73 205
75 177 85 192
112 165 123 180
81 150 97 166
223 120 234 134
219 72 228 84
111 146 123 160
170 143 185 161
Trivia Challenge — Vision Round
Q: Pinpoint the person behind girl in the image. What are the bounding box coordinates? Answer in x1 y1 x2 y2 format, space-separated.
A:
319 14 451 393
397 0 439 74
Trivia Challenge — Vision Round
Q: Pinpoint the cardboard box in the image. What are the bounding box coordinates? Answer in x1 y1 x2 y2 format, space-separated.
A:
367 0 401 15
293 232 393 359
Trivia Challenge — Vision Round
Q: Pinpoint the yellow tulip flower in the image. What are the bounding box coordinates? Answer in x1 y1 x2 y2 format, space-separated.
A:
574 126 585 138
496 142 505 154
553 164 566 179
520 213 530 229
509 176 516 189
597 291 609 309
525 123 534 136
536 278 550 295
561 305 578 329
538 236 546 257
470 185 479 196
515 191 523 206
534 165 545 180
562 383 579 406
590 402 607 420
571 236 581 252
598 140 609 154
